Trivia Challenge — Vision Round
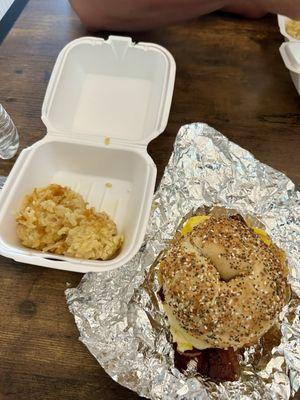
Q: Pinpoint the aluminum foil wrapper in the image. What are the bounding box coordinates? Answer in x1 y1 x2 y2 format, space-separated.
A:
66 123 300 400
0 176 6 190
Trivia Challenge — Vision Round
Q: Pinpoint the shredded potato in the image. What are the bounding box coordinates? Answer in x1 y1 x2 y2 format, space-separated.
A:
16 184 122 260
286 20 300 40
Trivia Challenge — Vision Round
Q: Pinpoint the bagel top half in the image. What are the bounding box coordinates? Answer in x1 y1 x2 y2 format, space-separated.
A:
160 214 288 351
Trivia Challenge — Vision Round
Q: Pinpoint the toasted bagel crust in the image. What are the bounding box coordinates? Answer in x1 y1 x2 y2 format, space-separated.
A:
161 216 288 350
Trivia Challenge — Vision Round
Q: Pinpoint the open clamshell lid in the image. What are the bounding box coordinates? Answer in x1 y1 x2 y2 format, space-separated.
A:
42 36 176 145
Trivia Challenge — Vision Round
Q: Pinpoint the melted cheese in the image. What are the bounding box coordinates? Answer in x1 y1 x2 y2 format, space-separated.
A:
252 227 271 246
181 215 210 236
163 304 211 352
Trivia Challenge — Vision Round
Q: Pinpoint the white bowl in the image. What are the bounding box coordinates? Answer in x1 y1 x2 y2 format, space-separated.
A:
278 15 300 42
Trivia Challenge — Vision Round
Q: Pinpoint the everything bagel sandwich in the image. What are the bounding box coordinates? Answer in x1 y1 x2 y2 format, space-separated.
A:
159 213 288 380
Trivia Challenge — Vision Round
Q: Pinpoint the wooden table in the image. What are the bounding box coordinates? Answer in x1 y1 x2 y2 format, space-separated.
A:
0 1 299 399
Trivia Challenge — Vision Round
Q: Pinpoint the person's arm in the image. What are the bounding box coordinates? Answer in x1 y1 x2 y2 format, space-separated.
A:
69 0 300 32
69 0 227 31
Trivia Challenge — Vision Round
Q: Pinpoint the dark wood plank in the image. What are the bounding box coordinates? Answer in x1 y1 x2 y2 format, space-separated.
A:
0 0 30 44
0 0 299 399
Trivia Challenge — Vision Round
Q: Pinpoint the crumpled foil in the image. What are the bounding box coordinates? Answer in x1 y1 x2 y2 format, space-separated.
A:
66 123 300 400
0 176 6 190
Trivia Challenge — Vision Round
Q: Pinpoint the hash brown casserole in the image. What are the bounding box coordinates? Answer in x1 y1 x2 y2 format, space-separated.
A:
16 184 123 260
286 19 300 40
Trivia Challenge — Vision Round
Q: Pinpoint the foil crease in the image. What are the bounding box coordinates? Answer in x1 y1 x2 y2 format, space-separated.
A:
66 123 300 400
0 176 6 190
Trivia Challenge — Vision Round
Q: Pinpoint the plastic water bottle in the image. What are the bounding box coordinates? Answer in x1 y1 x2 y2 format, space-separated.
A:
0 104 19 159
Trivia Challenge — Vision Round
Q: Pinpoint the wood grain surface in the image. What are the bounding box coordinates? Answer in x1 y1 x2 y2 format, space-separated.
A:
0 0 299 399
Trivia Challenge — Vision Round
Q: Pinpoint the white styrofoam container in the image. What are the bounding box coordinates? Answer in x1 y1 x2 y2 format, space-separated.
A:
278 15 300 42
280 42 300 95
0 36 176 272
